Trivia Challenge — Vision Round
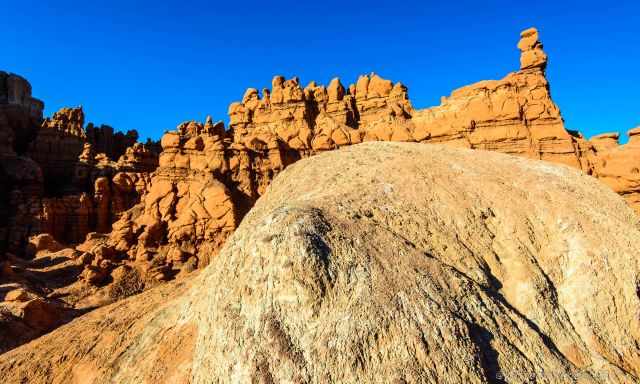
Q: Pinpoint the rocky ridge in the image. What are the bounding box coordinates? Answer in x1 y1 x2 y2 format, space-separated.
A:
94 27 638 283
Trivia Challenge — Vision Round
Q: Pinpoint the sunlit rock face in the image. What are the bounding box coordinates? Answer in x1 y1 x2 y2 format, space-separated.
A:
27 26 640 288
52 24 640 313
6 26 640 259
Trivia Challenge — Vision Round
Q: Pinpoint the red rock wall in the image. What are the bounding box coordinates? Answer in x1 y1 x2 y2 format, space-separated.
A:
0 72 45 256
28 107 87 193
85 123 139 161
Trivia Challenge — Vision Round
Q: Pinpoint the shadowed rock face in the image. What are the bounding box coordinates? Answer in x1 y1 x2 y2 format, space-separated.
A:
0 101 158 254
0 72 45 256
28 107 87 191
1 142 639 383
0 71 44 155
85 122 139 161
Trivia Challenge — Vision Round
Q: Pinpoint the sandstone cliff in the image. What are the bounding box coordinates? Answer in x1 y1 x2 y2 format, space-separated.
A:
28 106 87 193
0 72 45 257
109 119 236 281
220 27 640 214
2 142 638 383
85 122 139 161
588 127 640 211
0 71 44 154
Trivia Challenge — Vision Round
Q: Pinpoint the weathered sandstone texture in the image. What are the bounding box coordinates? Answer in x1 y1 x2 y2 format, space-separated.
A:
29 110 158 246
2 142 639 383
589 127 640 211
105 119 237 281
0 240 82 353
37 137 157 245
219 27 640 214
0 71 44 154
28 106 87 191
518 27 548 70
0 233 151 355
13 26 640 294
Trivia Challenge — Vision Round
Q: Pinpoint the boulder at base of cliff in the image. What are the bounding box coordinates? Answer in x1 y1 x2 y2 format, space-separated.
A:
1 142 639 383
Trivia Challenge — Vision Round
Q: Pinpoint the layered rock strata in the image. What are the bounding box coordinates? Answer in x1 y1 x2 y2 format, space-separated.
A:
29 106 159 245
0 71 44 154
221 27 640 214
1 94 158 254
6 27 640 258
28 107 87 193
588 127 640 210
79 119 236 283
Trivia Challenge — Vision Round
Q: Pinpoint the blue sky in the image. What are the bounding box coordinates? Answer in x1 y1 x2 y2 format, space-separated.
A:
3 1 638 142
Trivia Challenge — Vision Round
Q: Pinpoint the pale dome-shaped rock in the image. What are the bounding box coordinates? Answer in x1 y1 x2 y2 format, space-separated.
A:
2 142 639 383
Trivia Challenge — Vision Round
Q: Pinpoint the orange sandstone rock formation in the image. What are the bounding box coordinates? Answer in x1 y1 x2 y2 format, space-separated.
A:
85 122 139 161
220 27 640 214
7 27 640 259
54 26 640 288
518 27 548 70
83 119 237 283
32 111 159 245
0 71 44 154
589 127 640 210
28 107 87 191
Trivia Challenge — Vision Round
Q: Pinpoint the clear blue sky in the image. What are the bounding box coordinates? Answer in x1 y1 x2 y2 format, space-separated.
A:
3 1 639 142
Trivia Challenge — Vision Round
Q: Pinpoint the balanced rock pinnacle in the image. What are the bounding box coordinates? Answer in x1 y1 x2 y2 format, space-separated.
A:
518 27 548 71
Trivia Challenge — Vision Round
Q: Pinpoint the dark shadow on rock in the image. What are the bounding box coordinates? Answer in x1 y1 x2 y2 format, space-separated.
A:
23 264 84 290
467 322 506 384
0 304 98 355
27 255 73 269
